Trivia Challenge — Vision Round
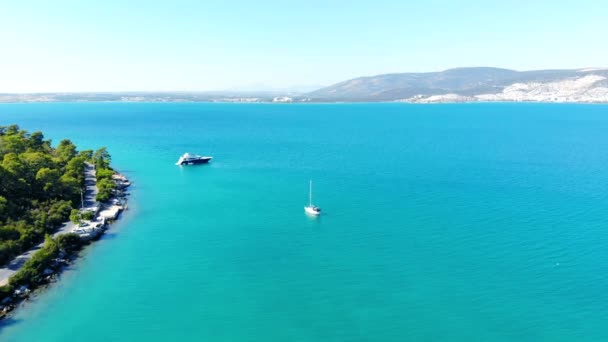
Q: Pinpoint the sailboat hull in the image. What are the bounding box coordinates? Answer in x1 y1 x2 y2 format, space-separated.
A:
305 206 321 215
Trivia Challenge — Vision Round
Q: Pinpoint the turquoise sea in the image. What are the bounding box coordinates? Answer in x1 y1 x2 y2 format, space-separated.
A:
1 103 608 341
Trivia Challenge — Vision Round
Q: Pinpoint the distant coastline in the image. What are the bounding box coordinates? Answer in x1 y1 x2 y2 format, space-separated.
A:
2 95 608 105
3 67 608 104
1 95 608 104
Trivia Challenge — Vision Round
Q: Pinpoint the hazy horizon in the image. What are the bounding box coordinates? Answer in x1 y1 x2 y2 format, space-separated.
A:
1 0 607 93
3 66 608 95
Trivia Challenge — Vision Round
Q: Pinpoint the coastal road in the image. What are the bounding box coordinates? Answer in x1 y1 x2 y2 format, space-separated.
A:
0 163 98 286
52 162 99 237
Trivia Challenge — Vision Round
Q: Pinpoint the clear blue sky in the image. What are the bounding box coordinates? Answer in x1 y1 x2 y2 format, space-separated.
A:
1 0 606 92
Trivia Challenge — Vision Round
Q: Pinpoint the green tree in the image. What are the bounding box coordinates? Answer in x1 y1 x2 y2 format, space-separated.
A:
2 125 20 135
2 152 26 175
46 200 72 228
1 154 30 202
19 228 42 251
20 151 53 170
20 151 55 185
0 165 15 197
1 135 27 155
27 131 47 151
65 156 86 180
59 174 81 202
0 195 7 221
56 233 83 253
78 149 93 160
69 209 82 224
96 168 114 180
81 211 94 220
93 147 111 169
0 226 20 241
56 139 77 163
96 178 116 202
35 167 61 196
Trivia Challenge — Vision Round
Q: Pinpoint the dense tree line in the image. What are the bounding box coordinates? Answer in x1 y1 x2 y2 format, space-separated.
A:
0 125 100 265
93 147 116 202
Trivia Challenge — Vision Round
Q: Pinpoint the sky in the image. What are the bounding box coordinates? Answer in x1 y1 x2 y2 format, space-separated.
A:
0 0 607 92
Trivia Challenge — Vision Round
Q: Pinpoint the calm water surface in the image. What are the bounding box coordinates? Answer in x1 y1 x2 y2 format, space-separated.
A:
1 103 608 341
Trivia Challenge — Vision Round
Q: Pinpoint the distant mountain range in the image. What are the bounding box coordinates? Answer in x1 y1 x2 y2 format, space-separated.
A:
2 67 608 103
307 67 608 103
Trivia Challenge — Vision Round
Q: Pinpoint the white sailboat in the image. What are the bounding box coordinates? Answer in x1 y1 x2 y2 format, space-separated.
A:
304 180 321 215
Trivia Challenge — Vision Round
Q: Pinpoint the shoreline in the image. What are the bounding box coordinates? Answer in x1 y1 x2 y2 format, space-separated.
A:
0 169 131 319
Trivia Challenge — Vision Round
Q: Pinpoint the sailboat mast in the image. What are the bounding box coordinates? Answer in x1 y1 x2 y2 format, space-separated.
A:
309 180 313 206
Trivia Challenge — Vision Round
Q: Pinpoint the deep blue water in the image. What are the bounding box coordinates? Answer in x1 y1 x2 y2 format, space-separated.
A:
1 103 608 341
